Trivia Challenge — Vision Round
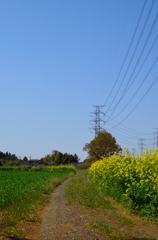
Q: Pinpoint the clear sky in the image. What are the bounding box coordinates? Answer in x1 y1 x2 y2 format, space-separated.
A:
0 0 157 161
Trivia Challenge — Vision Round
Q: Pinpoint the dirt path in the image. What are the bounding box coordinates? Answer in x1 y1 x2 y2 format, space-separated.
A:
38 180 105 240
33 179 158 240
4 178 158 240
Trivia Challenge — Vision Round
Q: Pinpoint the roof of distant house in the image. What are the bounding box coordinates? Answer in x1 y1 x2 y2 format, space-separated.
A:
29 159 40 162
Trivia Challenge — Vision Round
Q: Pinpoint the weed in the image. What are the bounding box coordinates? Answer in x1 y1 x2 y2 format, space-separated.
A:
91 221 122 239
114 214 134 226
65 170 113 209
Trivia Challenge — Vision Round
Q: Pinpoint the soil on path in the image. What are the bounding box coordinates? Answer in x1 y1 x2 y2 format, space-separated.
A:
38 180 105 240
33 179 158 240
3 178 158 240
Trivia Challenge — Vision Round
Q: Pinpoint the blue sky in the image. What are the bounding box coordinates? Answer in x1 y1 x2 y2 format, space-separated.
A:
0 0 157 161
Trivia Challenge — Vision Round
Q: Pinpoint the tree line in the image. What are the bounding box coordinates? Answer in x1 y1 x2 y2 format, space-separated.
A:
0 151 29 166
40 150 80 165
0 131 121 167
0 151 18 161
0 149 80 166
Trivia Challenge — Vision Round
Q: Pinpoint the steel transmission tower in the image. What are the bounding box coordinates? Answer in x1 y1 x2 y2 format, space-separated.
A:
139 138 145 154
132 148 135 155
153 128 158 148
90 105 106 136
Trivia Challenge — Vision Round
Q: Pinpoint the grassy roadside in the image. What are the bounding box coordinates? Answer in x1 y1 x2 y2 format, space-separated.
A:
65 170 113 209
65 170 158 240
0 168 75 237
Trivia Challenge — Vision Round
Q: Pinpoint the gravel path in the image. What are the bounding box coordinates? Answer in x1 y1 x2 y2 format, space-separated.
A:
39 180 105 240
2 178 158 240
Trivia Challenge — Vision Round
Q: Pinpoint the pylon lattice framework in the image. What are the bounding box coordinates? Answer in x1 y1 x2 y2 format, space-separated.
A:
90 105 106 136
139 138 145 154
153 128 158 148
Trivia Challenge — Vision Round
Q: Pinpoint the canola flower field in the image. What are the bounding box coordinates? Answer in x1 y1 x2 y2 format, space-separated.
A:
0 165 75 209
89 148 158 219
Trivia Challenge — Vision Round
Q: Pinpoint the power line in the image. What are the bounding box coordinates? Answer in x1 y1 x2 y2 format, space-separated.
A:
89 1 157 151
104 0 147 107
121 13 158 98
123 33 158 97
105 16 158 117
105 0 156 120
105 29 157 116
103 0 132 105
107 14 158 120
105 0 154 113
107 56 158 122
105 75 158 129
107 122 148 140
105 116 152 135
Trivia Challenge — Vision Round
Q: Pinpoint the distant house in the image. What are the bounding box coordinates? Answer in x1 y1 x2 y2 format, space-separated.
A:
29 159 40 166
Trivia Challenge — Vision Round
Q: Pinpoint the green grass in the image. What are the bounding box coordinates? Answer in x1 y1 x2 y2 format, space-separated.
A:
114 214 134 226
91 222 122 240
0 167 75 236
65 170 113 209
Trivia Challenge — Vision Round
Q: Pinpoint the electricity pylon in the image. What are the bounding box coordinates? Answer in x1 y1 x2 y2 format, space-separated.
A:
153 128 158 148
90 105 106 136
139 138 145 154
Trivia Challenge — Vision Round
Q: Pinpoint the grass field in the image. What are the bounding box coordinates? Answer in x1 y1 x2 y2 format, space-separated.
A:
0 166 75 236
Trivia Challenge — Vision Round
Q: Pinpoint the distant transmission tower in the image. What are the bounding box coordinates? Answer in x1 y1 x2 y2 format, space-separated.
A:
153 128 158 148
139 138 145 154
132 148 135 154
90 105 106 136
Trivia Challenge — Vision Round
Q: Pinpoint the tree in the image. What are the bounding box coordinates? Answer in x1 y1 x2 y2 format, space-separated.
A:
0 151 5 159
62 153 70 164
0 151 17 162
73 154 80 163
23 156 28 162
52 150 63 165
83 131 122 161
41 150 80 165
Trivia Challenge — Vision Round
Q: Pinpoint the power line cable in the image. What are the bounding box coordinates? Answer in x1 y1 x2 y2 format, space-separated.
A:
103 0 132 105
105 115 152 135
113 136 138 145
103 0 147 107
105 33 158 115
121 13 158 98
107 122 144 139
123 33 158 96
107 56 158 121
105 0 155 118
107 13 158 120
107 122 153 140
106 75 158 130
